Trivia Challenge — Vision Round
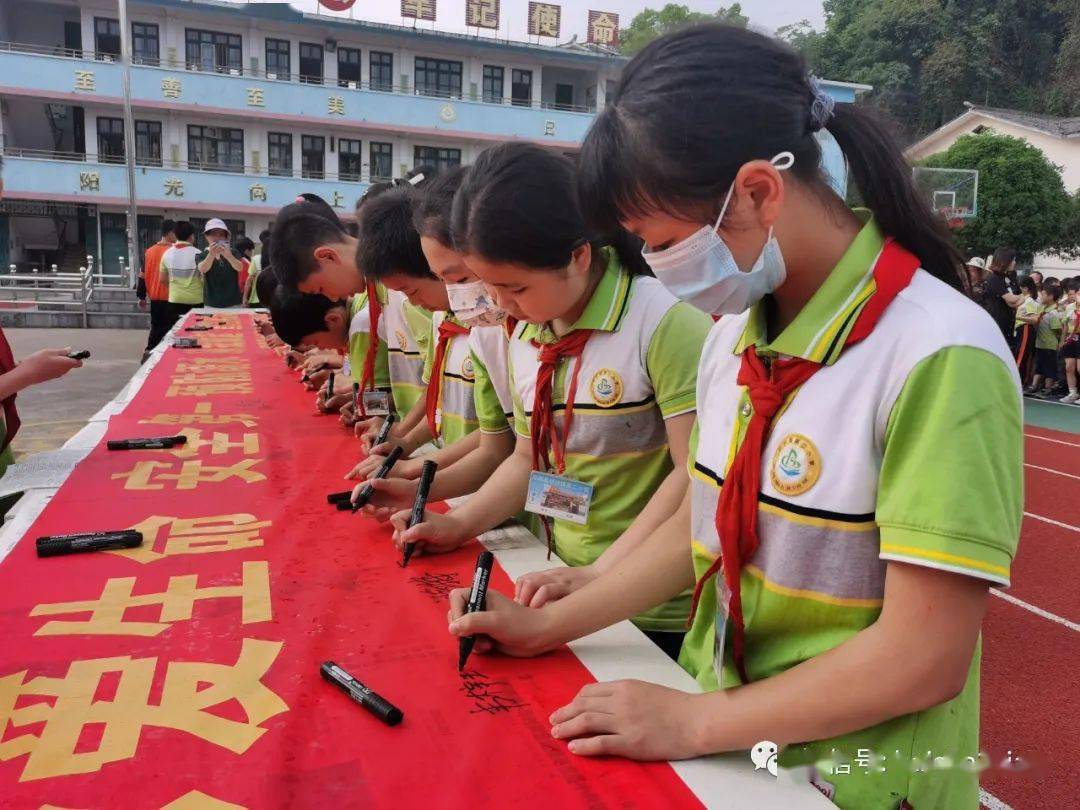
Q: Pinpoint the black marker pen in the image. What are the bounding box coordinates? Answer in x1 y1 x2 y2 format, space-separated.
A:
458 550 494 671
37 530 143 558
373 413 396 447
352 382 360 413
326 371 335 400
351 446 403 511
320 662 403 726
401 461 438 567
107 435 188 450
326 490 353 505
68 349 91 360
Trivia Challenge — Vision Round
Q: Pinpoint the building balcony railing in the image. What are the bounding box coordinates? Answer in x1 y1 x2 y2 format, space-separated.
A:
0 41 597 144
0 151 374 214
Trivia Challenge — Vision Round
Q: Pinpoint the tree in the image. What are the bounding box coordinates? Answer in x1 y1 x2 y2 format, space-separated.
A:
618 4 747 56
921 133 1079 260
777 20 823 66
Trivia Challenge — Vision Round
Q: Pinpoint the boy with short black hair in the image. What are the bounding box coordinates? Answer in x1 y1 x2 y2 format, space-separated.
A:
161 221 203 320
269 195 359 299
1021 284 1064 397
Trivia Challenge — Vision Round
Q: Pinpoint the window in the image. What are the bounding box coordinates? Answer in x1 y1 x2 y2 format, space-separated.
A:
265 38 290 79
185 29 242 73
370 51 393 92
301 135 325 179
97 117 125 163
299 43 323 84
268 132 293 177
339 138 363 181
338 47 362 88
415 57 462 98
482 65 503 103
511 69 532 107
554 83 574 109
187 125 244 172
131 22 159 65
413 146 461 175
134 120 162 166
94 17 120 59
369 141 393 181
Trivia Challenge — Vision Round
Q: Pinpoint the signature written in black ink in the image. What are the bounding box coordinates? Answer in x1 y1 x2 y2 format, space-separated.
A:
460 669 528 715
409 572 463 603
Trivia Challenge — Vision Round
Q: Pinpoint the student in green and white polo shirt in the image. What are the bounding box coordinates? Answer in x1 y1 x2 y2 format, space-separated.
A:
355 168 518 519
398 145 712 658
382 288 430 418
160 221 203 317
446 28 1022 810
334 286 391 423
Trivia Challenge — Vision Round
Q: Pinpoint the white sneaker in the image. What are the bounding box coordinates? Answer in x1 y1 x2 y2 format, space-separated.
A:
1061 391 1080 404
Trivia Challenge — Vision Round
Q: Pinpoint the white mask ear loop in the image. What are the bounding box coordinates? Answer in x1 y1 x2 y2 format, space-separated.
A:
713 151 795 232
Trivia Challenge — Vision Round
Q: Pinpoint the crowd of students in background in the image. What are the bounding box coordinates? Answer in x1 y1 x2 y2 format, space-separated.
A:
968 247 1080 404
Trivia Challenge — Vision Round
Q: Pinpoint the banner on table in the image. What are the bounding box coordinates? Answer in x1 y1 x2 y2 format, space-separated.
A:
0 312 699 808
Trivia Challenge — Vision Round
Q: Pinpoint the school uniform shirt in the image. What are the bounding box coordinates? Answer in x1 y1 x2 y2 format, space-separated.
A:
160 243 203 305
345 290 390 390
681 215 1022 809
469 323 514 434
423 312 479 446
142 242 171 302
381 289 430 417
1017 299 1063 350
510 250 713 632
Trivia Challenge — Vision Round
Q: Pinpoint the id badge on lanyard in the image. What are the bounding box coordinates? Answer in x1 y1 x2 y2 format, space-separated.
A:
362 390 390 416
342 355 351 378
525 470 593 525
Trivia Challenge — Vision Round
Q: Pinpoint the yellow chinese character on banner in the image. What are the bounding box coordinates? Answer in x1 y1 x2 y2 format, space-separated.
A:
0 639 287 781
164 428 260 458
162 77 182 98
74 70 95 91
112 459 265 490
246 87 265 106
118 513 270 564
327 95 345 115
30 561 271 637
140 402 259 429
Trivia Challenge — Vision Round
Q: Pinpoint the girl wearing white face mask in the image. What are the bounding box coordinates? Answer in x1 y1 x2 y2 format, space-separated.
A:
446 24 1022 810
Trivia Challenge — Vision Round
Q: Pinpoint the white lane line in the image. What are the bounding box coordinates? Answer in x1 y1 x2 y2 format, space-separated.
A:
980 788 1014 810
1024 463 1080 481
991 589 1080 633
1025 431 1080 448
1024 511 1080 533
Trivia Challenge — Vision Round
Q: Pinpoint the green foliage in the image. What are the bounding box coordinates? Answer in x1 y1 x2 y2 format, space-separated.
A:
921 133 1079 259
810 1 1069 143
618 4 747 56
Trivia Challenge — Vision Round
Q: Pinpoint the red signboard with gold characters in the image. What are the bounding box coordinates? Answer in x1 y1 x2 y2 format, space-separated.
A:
0 312 702 809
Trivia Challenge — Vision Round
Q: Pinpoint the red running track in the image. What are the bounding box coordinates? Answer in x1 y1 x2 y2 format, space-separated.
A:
979 426 1080 809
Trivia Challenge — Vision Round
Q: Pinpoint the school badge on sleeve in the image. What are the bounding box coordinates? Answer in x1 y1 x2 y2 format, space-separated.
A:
461 355 475 381
770 434 821 496
396 330 409 351
589 368 623 407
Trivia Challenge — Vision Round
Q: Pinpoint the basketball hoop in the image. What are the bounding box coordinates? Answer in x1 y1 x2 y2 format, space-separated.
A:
938 207 969 230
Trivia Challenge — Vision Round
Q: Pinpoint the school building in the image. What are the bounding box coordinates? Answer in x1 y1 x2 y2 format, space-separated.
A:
0 0 864 281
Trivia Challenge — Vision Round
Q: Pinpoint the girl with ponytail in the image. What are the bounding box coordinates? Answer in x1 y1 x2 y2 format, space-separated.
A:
447 24 1022 809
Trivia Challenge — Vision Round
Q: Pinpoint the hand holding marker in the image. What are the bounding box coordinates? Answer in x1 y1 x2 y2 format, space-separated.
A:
350 446 404 511
458 551 494 671
401 460 438 567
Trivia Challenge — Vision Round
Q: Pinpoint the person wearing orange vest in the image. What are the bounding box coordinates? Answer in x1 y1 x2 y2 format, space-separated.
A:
137 218 177 360
445 25 1021 810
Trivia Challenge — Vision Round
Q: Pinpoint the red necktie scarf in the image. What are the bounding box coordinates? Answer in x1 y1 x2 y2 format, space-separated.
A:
0 327 21 452
529 330 593 476
357 281 383 418
425 318 471 439
691 239 920 685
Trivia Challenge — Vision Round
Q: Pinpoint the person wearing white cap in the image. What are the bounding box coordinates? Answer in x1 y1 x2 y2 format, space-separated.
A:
197 218 244 308
964 255 987 300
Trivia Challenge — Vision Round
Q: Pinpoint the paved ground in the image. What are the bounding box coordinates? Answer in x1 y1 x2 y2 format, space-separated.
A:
5 328 147 459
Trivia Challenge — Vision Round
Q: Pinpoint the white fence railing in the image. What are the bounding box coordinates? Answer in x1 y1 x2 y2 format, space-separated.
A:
0 261 95 327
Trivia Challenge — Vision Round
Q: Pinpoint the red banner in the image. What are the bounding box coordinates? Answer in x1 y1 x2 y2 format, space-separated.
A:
0 312 700 808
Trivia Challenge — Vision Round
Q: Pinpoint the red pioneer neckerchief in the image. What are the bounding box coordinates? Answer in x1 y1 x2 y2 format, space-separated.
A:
690 238 920 684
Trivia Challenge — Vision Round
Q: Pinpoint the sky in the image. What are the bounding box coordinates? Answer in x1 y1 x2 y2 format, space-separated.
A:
291 1 826 42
